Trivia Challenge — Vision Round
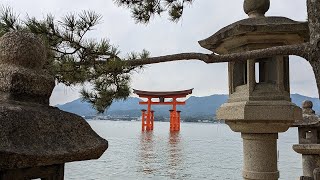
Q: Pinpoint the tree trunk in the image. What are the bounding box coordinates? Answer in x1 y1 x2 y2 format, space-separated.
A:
307 0 320 98
309 60 320 98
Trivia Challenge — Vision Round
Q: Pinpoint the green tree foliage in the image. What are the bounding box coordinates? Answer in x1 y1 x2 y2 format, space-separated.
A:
114 0 194 23
0 6 149 113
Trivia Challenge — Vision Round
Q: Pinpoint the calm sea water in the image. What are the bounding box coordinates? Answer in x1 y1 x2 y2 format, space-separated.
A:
65 120 302 180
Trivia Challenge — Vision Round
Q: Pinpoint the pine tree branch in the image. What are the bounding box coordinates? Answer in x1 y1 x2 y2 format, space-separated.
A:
127 52 210 66
126 43 310 66
206 43 310 63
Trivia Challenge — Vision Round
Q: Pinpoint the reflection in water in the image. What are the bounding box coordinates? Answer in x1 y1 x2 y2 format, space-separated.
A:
138 131 156 175
137 131 188 179
66 121 300 180
168 131 186 179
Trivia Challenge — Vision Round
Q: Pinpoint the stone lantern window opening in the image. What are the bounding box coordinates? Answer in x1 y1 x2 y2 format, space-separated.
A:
255 57 277 84
298 128 319 144
306 130 312 139
283 56 290 93
254 56 290 91
255 62 260 83
230 61 248 94
229 55 290 99
243 61 248 85
229 61 248 93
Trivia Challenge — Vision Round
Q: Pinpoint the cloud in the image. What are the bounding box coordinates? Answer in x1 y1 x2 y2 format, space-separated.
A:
2 0 315 105
49 84 82 106
290 56 317 98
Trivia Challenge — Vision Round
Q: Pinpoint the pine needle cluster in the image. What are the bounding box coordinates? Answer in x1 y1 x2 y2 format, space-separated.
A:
114 0 194 23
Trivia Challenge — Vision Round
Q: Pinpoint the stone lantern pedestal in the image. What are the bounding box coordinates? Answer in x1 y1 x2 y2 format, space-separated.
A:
199 0 308 179
0 32 108 179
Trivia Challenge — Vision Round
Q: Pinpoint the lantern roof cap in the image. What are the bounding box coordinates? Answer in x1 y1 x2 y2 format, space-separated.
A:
292 115 320 127
199 17 309 54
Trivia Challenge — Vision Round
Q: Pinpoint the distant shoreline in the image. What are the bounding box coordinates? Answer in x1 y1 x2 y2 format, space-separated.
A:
85 118 225 124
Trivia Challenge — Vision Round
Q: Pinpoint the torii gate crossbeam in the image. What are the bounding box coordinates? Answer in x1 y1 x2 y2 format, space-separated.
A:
133 89 193 131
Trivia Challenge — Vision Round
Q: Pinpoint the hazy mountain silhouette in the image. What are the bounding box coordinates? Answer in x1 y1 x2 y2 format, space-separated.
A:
56 94 319 117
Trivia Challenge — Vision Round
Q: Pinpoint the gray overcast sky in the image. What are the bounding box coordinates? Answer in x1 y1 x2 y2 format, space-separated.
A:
2 0 316 105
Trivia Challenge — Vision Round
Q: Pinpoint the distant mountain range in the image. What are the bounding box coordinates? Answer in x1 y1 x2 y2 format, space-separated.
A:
56 94 320 117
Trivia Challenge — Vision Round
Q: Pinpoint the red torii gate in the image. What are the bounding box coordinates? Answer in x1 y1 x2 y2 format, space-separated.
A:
133 89 193 131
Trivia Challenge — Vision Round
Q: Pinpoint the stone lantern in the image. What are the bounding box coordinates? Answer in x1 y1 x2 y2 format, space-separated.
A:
292 101 320 179
0 32 108 179
199 0 308 179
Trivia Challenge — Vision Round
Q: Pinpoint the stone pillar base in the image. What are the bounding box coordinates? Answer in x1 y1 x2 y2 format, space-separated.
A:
242 133 279 180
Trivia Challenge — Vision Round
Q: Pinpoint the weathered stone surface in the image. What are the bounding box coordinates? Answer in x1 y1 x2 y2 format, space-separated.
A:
0 64 55 105
293 100 320 127
243 0 270 17
198 17 308 54
0 32 46 70
0 31 108 171
293 114 320 127
292 101 320 178
303 100 316 115
217 100 301 121
293 144 320 155
242 133 279 180
0 32 54 105
200 6 305 179
0 101 108 170
0 164 65 179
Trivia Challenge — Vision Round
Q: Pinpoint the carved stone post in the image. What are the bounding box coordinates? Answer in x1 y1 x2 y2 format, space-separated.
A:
0 32 108 179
